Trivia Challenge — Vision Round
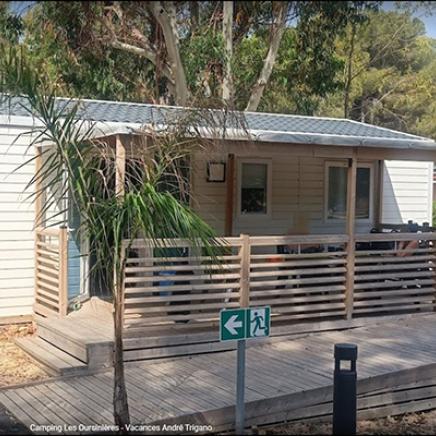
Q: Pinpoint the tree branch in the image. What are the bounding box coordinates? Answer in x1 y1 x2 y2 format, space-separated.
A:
150 1 189 106
344 22 357 118
102 3 176 97
245 1 289 112
110 39 176 94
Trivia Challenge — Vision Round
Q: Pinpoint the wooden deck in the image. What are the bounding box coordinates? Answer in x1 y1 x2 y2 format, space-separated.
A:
4 314 436 434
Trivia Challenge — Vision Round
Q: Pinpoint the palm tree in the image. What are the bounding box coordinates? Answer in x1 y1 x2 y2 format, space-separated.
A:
0 45 236 431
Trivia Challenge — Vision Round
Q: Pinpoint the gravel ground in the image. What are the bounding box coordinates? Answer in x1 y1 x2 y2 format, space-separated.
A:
0 323 48 388
0 323 48 434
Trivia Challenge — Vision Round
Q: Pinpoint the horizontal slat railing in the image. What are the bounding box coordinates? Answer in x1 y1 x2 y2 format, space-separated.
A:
122 237 244 358
121 232 436 359
34 227 68 318
353 232 436 317
249 235 348 325
121 234 350 358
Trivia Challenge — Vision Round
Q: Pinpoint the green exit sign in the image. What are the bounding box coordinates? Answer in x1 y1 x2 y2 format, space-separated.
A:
219 306 271 341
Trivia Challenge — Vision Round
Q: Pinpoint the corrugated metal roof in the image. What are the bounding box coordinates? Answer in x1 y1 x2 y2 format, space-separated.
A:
1 95 435 150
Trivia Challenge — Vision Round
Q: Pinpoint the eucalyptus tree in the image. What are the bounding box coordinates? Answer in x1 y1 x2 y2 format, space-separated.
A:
15 1 377 112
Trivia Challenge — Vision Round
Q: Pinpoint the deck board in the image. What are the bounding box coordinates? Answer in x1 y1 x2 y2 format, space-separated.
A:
2 314 436 433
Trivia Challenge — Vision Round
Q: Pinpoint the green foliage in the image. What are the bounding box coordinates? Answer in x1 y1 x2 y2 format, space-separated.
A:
0 3 23 43
181 28 225 96
21 2 156 101
318 8 436 139
233 30 270 110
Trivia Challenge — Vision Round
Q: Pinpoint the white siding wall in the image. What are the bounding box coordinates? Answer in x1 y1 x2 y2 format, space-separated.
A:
382 160 433 225
192 144 433 237
0 125 35 318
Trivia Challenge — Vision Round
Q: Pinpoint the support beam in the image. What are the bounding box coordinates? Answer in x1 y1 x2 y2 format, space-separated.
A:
58 227 68 317
34 146 43 318
114 134 127 300
225 154 235 236
115 135 126 198
239 234 250 308
374 160 384 229
34 146 43 228
345 153 357 320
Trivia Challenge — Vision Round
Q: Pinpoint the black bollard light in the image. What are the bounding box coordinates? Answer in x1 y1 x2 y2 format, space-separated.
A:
332 343 358 436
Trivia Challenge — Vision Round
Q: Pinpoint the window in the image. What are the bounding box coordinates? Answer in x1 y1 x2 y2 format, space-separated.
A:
325 162 373 220
238 160 271 216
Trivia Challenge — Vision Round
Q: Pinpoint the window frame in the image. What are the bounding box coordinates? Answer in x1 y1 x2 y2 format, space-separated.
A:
237 158 272 219
324 161 374 223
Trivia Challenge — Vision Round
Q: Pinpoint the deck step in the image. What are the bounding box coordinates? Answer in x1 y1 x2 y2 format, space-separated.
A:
15 336 88 376
34 315 113 369
35 316 89 362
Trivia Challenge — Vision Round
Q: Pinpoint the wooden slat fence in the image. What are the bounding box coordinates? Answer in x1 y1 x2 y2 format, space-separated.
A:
34 227 68 318
122 237 244 359
248 235 348 325
121 232 436 359
121 234 345 359
354 232 436 317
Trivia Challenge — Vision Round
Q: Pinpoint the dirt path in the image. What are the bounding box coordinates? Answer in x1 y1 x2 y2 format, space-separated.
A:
266 412 436 435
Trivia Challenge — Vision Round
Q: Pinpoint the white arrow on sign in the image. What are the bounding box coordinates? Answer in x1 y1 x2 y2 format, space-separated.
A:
224 314 242 335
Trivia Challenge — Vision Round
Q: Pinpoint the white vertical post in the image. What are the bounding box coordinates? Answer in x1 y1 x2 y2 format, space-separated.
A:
236 234 250 434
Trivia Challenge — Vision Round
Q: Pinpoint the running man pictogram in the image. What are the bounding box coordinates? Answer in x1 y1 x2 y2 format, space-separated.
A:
249 307 269 337
252 311 265 336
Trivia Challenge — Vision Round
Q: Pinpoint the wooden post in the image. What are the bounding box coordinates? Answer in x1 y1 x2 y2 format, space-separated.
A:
33 147 43 319
115 134 126 197
345 153 357 320
114 133 127 321
34 146 43 228
239 234 250 308
58 227 68 317
374 160 384 229
225 154 235 236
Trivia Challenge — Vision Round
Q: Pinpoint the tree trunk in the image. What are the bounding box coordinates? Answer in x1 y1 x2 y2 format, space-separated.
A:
150 2 189 106
113 261 130 432
344 22 356 119
113 137 129 432
245 1 288 112
222 1 234 104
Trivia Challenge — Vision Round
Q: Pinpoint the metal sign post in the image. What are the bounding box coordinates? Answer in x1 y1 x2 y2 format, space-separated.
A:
235 339 246 435
219 306 271 434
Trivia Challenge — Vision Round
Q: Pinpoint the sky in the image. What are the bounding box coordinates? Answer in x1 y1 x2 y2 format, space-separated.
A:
8 1 436 39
